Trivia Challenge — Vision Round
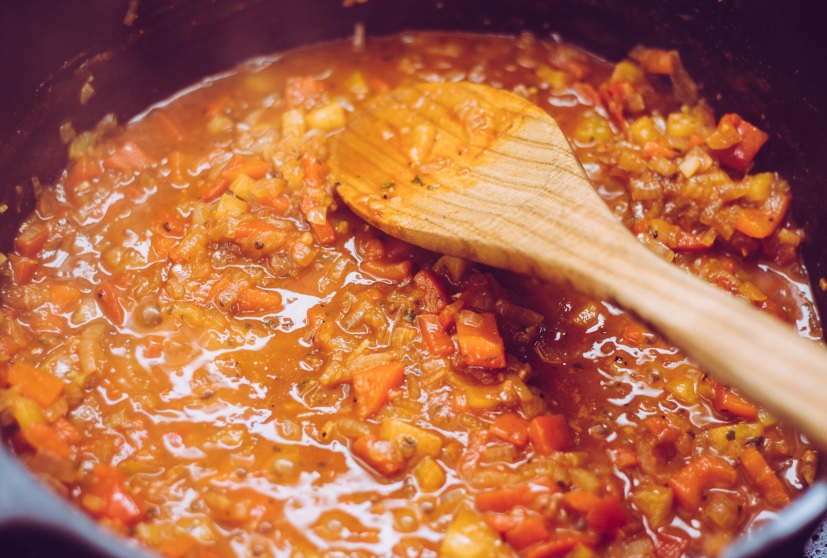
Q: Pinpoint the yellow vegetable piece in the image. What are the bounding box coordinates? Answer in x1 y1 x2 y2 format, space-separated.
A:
707 423 764 457
573 111 613 145
440 506 512 558
307 101 347 132
666 377 698 405
379 418 443 458
629 115 661 146
413 456 446 492
631 484 674 529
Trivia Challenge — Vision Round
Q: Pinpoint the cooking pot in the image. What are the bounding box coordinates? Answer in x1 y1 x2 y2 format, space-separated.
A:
2 0 827 556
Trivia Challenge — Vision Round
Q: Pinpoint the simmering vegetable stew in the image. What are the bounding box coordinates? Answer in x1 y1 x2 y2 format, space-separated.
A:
0 32 821 558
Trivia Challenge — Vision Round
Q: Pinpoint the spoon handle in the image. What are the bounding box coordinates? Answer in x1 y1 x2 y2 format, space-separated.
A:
517 183 827 448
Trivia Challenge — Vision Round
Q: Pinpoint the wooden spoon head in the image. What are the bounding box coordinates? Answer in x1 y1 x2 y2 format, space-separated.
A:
329 82 612 273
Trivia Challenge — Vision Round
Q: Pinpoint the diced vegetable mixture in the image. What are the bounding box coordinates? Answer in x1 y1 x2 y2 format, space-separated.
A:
0 32 821 558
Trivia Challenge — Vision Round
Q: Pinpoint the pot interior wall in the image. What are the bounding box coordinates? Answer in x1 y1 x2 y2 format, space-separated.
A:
0 0 826 556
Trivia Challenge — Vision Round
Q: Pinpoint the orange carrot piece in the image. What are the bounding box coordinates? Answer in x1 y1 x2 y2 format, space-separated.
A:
585 495 628 532
417 314 454 357
87 464 144 525
562 491 603 514
476 484 529 513
221 154 269 181
739 446 790 507
361 259 413 282
104 142 151 172
505 515 550 551
714 385 759 420
15 223 49 258
200 178 230 202
351 435 405 476
352 362 406 419
7 361 64 408
529 414 571 454
456 311 506 368
65 155 103 192
669 455 738 508
235 288 283 314
21 423 72 458
8 255 38 285
491 412 530 447
95 282 125 326
525 534 596 558
642 141 677 159
301 154 328 187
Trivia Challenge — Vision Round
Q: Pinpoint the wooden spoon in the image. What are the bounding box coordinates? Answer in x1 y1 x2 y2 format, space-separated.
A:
329 81 827 447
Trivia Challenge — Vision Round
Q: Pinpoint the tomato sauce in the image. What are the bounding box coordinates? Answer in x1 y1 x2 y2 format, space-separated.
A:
0 32 821 558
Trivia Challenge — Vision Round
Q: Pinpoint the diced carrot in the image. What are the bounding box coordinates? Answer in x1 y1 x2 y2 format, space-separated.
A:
301 154 328 187
104 142 151 172
505 515 550 551
739 446 790 507
529 414 571 454
87 464 144 525
642 141 677 159
361 259 413 282
256 192 292 214
351 435 406 476
669 455 738 508
483 511 523 534
235 288 283 314
201 178 230 202
413 269 449 313
562 491 603 514
715 114 769 172
714 384 759 420
21 423 71 459
525 534 596 558
437 299 464 330
585 495 628 532
418 314 454 357
95 282 125 326
352 362 406 419
491 412 530 447
15 223 49 258
65 155 103 192
8 255 38 285
221 154 269 181
311 222 337 245
476 485 529 513
7 361 64 408
456 311 506 368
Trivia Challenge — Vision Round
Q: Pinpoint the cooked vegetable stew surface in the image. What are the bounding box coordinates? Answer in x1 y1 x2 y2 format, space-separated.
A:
0 32 822 558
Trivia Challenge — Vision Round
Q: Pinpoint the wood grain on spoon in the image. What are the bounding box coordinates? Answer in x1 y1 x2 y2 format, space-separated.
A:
329 81 827 447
